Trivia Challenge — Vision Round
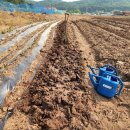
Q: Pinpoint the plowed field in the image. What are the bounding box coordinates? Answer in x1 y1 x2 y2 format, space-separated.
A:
0 15 129 130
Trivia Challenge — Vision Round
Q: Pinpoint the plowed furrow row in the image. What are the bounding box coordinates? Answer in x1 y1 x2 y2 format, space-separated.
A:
5 21 90 130
0 22 50 54
96 17 130 27
96 19 130 30
0 23 51 68
0 22 41 46
0 22 60 129
81 19 130 41
74 20 130 81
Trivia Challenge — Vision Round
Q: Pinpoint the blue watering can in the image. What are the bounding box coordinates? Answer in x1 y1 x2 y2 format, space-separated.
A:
88 72 124 98
87 64 118 78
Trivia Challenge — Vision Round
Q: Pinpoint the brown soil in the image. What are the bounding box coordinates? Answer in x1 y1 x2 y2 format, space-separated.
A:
18 21 88 129
73 18 130 81
1 15 130 130
0 11 63 34
4 17 130 130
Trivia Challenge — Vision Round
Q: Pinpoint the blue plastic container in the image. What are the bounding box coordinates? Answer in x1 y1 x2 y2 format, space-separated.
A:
89 72 124 98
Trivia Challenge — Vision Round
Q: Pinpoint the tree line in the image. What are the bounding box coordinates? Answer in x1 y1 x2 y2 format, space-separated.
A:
4 0 26 4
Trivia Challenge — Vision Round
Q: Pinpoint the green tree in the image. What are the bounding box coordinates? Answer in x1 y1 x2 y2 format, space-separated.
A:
4 0 26 4
68 9 81 14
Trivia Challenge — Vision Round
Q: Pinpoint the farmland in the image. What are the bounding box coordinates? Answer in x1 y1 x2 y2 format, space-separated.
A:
0 13 129 130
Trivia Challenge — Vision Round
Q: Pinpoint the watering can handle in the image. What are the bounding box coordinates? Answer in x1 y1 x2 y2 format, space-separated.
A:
87 65 99 75
102 64 118 76
88 72 101 88
116 76 124 95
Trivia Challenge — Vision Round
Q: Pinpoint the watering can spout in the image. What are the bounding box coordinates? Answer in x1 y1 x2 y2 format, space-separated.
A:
87 65 99 75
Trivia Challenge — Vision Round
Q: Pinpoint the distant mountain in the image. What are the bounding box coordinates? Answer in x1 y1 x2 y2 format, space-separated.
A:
37 0 130 12
2 0 130 13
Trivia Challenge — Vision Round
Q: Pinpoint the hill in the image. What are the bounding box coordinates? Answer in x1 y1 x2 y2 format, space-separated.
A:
37 0 130 13
2 0 130 13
